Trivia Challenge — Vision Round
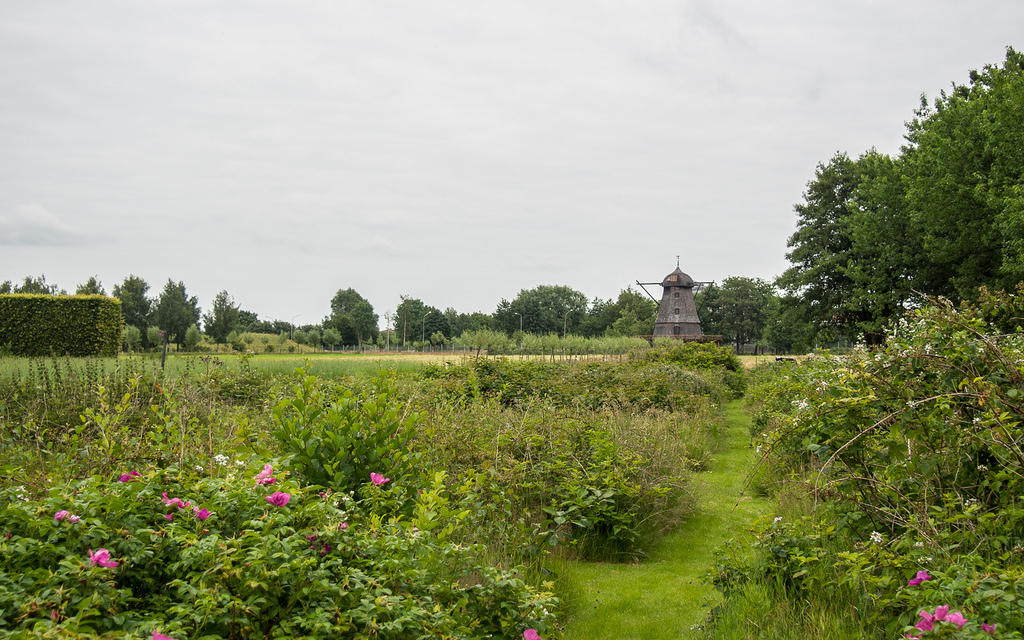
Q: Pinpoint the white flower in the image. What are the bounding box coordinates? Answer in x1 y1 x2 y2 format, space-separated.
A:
869 531 884 545
922 556 933 563
195 465 204 472
773 516 783 524
978 464 988 472
213 454 229 466
913 541 924 549
964 498 979 508
755 445 763 454
235 459 245 467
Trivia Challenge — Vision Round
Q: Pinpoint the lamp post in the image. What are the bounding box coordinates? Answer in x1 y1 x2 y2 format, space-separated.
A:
421 315 426 349
515 312 522 333
562 311 569 338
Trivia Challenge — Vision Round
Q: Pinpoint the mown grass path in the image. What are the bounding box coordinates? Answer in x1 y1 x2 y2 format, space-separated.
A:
558 400 771 639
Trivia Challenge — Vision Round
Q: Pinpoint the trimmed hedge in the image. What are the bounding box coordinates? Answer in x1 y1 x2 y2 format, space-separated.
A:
0 294 122 357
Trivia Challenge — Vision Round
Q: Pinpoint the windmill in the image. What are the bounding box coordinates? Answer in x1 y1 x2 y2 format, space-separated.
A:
636 257 713 338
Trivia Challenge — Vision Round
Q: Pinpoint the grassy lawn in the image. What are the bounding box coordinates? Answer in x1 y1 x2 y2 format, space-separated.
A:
557 400 770 639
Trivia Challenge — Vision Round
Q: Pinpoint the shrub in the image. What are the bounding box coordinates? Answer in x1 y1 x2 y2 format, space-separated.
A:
706 291 1024 637
122 325 142 352
633 341 741 371
422 359 728 412
272 372 421 495
0 470 558 639
0 294 121 357
183 325 200 351
421 400 711 560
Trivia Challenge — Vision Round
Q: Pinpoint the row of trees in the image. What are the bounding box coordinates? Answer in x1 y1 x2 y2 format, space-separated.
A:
779 47 1024 345
4 272 808 353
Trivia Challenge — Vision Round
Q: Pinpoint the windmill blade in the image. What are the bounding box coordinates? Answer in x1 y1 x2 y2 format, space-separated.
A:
635 280 660 302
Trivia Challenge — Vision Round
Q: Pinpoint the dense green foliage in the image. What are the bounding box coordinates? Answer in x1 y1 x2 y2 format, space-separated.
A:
272 374 421 494
153 281 201 349
780 48 1024 343
0 294 122 357
696 277 776 350
202 290 240 344
0 344 733 638
328 289 379 347
0 470 557 639
423 357 731 412
705 291 1024 638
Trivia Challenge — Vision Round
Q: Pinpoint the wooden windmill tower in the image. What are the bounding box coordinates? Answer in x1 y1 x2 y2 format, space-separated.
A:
637 258 713 339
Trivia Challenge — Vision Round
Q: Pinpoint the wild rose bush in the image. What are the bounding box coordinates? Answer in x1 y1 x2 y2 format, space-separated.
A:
0 469 557 639
706 290 1024 637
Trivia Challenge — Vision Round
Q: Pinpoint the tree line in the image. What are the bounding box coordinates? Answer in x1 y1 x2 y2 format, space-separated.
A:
2 271 806 354
0 275 671 352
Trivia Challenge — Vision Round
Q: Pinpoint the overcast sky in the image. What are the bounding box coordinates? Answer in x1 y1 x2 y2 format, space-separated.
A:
1 1 1021 326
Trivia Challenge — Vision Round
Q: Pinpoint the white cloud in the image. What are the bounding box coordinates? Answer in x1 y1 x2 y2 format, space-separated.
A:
0 203 86 246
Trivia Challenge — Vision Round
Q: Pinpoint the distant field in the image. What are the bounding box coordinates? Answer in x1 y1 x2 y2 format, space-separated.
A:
741 354 802 368
0 350 783 379
0 351 463 380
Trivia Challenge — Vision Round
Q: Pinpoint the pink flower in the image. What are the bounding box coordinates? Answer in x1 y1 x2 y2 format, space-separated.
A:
339 522 349 530
152 632 179 640
118 470 141 482
87 548 119 568
165 513 174 521
193 508 211 520
253 464 276 486
946 611 967 628
68 514 80 524
983 623 996 634
524 630 541 640
916 611 934 632
908 570 931 586
933 605 949 621
906 636 921 640
370 472 390 485
161 493 191 509
266 491 290 507
54 510 70 522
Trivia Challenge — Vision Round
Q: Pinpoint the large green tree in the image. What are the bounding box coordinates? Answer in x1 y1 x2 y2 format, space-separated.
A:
444 308 493 337
777 152 862 342
696 277 775 350
844 150 920 341
203 290 240 343
493 285 588 336
112 275 153 345
903 47 1024 297
75 276 105 296
394 296 447 346
328 288 378 347
154 280 201 348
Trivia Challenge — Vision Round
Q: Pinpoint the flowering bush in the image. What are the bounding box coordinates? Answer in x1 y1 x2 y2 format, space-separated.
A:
0 468 557 638
706 291 1024 637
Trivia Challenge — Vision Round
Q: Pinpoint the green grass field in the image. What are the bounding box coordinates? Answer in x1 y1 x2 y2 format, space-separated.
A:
0 351 467 380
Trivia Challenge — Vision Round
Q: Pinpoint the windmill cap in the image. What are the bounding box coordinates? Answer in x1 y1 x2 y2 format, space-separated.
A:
662 267 694 287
